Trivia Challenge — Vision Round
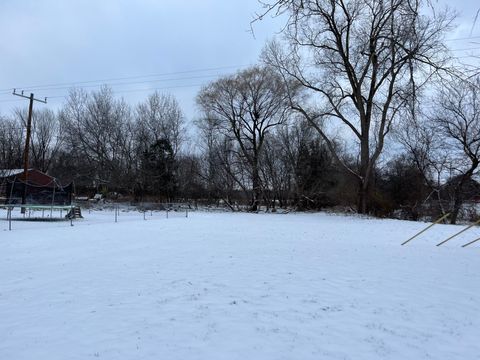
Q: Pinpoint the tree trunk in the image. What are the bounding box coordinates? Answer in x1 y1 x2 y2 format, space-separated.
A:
251 160 261 212
449 193 462 225
450 176 468 225
251 175 261 212
450 162 479 224
357 138 371 214
357 180 369 215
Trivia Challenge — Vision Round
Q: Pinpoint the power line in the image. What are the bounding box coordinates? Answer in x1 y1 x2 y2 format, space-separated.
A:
0 98 25 103
450 46 480 52
1 43 477 95
454 54 480 60
0 83 206 104
0 39 478 94
445 35 480 42
1 52 478 106
0 73 228 95
49 83 206 100
0 64 248 93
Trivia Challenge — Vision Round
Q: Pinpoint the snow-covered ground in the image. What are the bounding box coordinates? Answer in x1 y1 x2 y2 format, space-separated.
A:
1 209 479 360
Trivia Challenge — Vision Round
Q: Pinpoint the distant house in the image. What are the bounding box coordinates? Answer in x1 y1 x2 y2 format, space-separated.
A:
0 169 73 205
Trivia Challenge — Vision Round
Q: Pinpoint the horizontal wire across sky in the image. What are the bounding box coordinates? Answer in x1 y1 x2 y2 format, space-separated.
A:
0 36 479 107
0 64 251 105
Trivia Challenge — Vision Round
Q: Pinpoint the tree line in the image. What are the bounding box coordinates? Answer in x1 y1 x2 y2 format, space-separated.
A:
1 0 479 223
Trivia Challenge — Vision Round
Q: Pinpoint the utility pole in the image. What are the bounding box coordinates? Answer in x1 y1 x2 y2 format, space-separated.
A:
12 89 47 213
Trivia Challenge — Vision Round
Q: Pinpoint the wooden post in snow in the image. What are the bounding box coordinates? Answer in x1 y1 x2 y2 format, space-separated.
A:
401 213 450 246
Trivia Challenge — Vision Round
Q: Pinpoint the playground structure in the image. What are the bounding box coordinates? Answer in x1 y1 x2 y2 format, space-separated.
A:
1 169 81 229
1 169 73 206
2 201 191 231
402 212 480 248
3 204 77 230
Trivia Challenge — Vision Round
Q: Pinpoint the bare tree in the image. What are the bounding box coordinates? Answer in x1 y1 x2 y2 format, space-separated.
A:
399 114 451 217
259 0 454 213
196 113 252 210
133 92 185 199
0 115 23 169
135 92 185 157
60 86 133 190
434 78 480 223
400 77 480 223
14 108 63 173
260 134 292 209
260 118 341 210
197 66 290 211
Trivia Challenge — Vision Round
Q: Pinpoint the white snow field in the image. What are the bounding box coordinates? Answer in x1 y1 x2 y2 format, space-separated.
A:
1 209 479 360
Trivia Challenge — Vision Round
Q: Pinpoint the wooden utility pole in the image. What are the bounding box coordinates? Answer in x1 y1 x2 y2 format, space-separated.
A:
12 89 47 212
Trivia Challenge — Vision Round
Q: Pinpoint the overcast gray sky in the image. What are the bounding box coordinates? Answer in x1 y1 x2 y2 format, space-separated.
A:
0 0 479 120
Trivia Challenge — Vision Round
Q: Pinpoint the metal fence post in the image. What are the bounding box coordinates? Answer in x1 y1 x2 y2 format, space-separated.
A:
8 207 11 231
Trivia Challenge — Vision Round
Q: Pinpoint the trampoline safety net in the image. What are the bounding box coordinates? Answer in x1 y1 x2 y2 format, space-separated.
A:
3 178 73 206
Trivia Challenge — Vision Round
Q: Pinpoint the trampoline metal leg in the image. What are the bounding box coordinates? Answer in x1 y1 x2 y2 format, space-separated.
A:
8 208 12 231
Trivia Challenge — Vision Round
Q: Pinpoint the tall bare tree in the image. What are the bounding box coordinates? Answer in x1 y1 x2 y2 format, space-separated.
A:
197 66 290 211
60 86 133 189
258 0 454 213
